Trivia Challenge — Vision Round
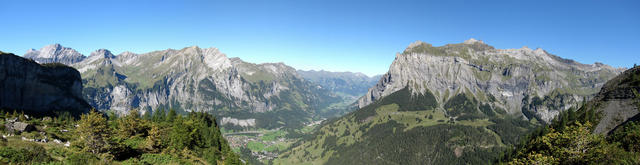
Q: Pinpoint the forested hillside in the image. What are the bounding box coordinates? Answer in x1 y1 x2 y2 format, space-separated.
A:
276 87 536 164
0 109 243 164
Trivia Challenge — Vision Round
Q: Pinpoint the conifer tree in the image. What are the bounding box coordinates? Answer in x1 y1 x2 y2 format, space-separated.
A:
117 109 147 138
18 111 26 121
11 110 18 119
145 123 166 153
77 110 111 154
143 110 152 120
167 108 177 123
153 108 166 122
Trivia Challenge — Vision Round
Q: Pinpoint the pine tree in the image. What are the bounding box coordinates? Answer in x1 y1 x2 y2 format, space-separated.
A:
117 109 147 138
77 110 111 154
143 110 152 120
169 116 190 150
11 110 18 119
153 108 166 122
128 108 140 118
145 123 166 153
567 108 577 122
167 108 177 123
106 111 117 121
560 113 568 130
18 111 26 121
224 151 243 165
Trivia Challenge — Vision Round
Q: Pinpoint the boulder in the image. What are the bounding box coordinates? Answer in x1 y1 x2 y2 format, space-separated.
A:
5 121 35 133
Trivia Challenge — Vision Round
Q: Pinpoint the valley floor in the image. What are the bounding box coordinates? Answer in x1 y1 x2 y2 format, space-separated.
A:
224 119 324 164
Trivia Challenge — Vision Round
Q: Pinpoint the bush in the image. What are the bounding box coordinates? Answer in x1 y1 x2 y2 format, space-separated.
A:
609 121 640 152
47 146 71 159
0 137 6 147
63 152 102 164
0 147 30 163
0 143 51 163
138 153 186 164
123 136 146 149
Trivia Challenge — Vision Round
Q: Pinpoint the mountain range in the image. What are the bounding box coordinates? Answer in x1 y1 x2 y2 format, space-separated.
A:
276 39 625 164
21 44 379 130
14 39 631 164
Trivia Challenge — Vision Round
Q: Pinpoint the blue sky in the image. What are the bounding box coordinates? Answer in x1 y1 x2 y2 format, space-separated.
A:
1 0 638 76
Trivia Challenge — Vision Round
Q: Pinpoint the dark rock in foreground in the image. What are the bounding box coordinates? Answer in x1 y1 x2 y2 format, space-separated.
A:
0 52 90 116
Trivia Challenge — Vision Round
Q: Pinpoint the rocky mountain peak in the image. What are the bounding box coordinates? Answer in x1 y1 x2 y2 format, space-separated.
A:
116 51 138 65
180 45 202 55
42 43 63 52
89 49 115 59
520 46 532 51
118 51 136 56
24 43 85 65
358 39 623 123
406 40 431 49
29 44 65 59
200 47 232 71
534 47 545 53
463 38 485 45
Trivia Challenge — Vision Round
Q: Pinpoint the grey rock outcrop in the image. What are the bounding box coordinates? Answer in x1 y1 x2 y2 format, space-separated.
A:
0 52 91 115
5 119 36 133
358 39 625 123
24 44 86 65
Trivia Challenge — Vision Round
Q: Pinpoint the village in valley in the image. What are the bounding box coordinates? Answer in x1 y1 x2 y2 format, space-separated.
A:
223 119 324 163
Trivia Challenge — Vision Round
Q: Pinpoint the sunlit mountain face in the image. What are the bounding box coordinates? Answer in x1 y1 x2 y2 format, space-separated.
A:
1 0 638 164
275 39 627 164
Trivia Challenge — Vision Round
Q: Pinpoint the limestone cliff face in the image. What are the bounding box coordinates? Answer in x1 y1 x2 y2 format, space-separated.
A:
66 46 338 127
358 39 624 123
24 44 86 65
0 52 90 115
